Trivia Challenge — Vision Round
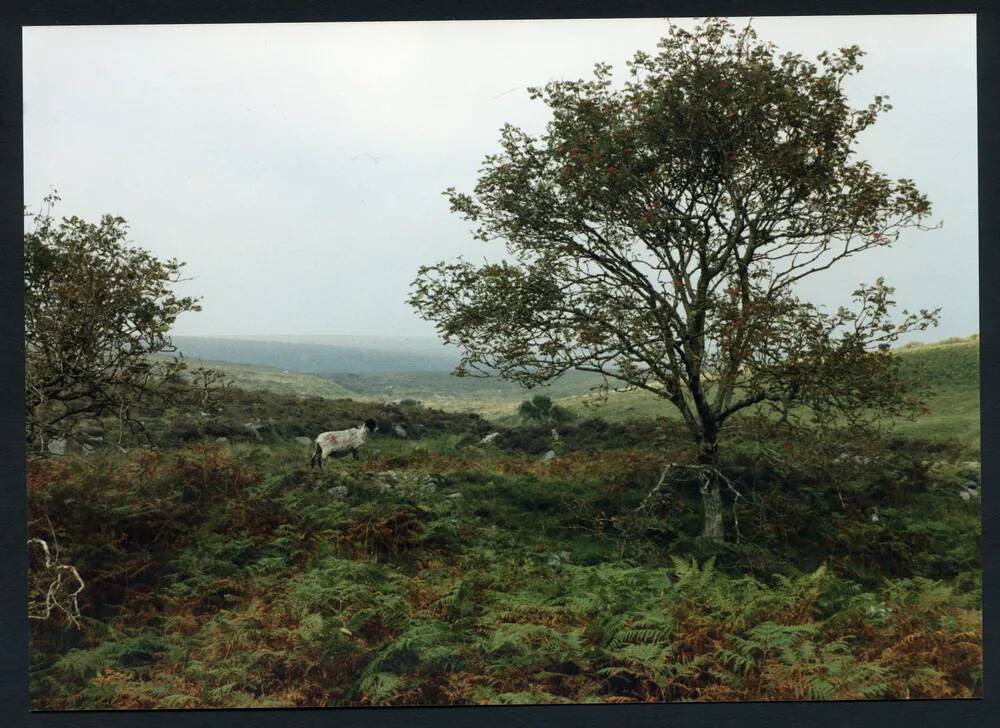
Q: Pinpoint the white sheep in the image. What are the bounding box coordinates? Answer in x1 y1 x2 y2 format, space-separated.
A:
310 418 378 468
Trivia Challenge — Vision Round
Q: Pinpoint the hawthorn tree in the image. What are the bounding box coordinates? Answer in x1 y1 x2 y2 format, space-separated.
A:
518 394 574 426
24 193 213 454
409 19 938 542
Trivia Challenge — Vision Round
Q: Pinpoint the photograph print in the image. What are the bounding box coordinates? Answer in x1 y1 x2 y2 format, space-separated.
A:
23 14 981 709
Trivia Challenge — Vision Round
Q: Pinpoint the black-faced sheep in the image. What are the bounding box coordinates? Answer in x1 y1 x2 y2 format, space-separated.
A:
310 418 378 468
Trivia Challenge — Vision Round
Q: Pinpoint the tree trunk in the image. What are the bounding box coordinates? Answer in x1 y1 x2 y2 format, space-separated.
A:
698 439 725 543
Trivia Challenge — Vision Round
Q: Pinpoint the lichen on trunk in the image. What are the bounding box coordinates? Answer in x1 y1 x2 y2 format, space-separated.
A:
698 439 725 543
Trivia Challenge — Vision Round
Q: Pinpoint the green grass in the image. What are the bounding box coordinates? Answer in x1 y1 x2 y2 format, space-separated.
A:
27 337 982 709
525 338 982 450
28 430 982 708
326 370 606 415
176 358 357 399
175 337 980 450
891 337 980 449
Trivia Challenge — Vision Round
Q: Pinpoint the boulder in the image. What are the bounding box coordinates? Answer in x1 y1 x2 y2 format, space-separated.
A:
327 486 349 498
833 453 872 465
540 450 556 462
546 550 572 567
480 432 501 445
446 492 463 499
215 437 230 445
957 480 980 502
394 424 408 438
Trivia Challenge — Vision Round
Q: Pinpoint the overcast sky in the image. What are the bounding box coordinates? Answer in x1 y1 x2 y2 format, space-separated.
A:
23 15 978 342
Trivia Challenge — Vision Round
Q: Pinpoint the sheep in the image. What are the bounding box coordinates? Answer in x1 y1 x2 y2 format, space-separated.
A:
310 418 378 468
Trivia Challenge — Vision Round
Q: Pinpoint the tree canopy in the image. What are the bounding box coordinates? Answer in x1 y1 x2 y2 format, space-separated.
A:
24 193 208 453
409 19 939 541
518 394 574 426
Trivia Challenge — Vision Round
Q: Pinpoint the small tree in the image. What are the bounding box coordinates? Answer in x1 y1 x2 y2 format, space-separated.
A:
24 193 207 453
409 19 938 542
518 394 574 426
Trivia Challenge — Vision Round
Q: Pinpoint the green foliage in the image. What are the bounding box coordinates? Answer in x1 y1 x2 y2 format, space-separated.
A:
28 422 980 708
24 194 211 454
410 19 941 545
517 395 574 426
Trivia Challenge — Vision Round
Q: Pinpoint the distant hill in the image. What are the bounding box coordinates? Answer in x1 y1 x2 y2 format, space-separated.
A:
174 358 357 399
172 335 459 375
202 334 460 357
170 334 979 450
547 335 980 450
327 369 607 404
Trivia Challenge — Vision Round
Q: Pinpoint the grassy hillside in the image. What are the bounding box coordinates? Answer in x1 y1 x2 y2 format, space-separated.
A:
29 434 982 708
28 335 982 708
326 370 606 413
172 336 458 375
174 336 979 451
533 337 981 451
179 359 357 399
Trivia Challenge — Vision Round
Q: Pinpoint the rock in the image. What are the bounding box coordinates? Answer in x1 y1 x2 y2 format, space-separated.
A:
295 436 313 446
394 424 408 438
446 492 463 499
546 550 572 567
540 450 556 462
382 470 399 482
833 453 872 465
327 486 349 498
956 480 980 502
550 428 561 443
48 437 100 455
480 432 501 445
215 437 230 445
